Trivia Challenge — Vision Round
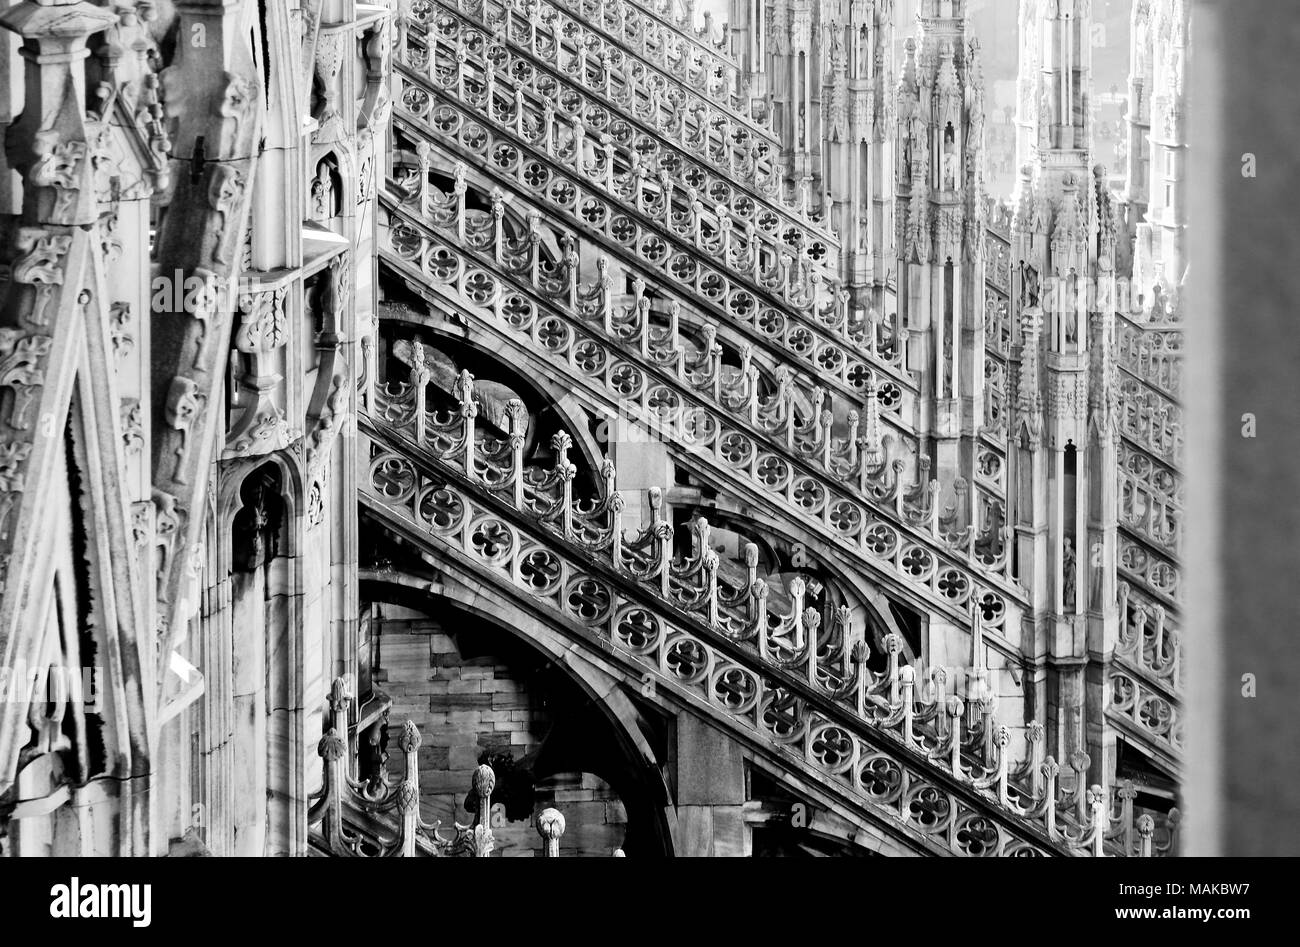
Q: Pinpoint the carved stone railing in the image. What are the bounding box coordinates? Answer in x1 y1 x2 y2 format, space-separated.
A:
379 169 907 430
1117 376 1182 470
387 85 909 389
1119 459 1182 560
356 392 1176 856
1111 581 1183 766
388 128 906 405
1119 584 1184 694
1113 359 1183 606
592 0 741 72
1118 530 1180 610
1110 279 1182 767
309 677 508 856
404 0 775 151
1116 317 1182 402
403 5 833 249
377 190 1022 629
1108 667 1182 770
393 66 827 317
395 30 829 288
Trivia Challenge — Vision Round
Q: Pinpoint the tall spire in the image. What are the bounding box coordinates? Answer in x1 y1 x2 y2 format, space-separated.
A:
1016 0 1094 177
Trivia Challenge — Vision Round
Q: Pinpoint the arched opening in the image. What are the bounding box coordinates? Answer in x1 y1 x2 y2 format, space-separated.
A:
356 547 675 857
372 297 607 499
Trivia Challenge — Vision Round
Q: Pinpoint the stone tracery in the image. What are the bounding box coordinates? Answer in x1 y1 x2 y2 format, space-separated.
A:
0 0 1188 858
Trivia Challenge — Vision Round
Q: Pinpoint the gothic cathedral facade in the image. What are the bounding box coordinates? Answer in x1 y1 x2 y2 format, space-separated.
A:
0 0 1186 857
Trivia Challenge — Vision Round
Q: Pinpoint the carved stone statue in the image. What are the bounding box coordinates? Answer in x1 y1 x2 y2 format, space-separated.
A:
1063 537 1077 608
943 124 958 190
1065 270 1079 344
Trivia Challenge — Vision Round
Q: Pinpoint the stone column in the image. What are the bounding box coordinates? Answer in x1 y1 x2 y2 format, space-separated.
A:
673 715 747 856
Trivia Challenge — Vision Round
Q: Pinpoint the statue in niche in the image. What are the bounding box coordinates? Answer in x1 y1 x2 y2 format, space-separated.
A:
1062 537 1077 608
1021 262 1040 308
942 122 958 190
797 104 806 148
1038 88 1053 151
1065 269 1079 343
311 157 339 221
942 332 953 394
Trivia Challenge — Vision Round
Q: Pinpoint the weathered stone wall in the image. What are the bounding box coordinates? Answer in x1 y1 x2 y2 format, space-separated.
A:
372 605 627 856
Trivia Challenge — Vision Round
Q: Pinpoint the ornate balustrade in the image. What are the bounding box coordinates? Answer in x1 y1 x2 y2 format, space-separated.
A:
395 31 829 286
309 678 509 856
1118 583 1184 697
403 0 776 153
1119 445 1182 559
379 161 914 443
1111 294 1182 765
1116 317 1183 401
377 187 1024 629
1118 375 1183 468
1118 534 1180 609
378 170 907 429
387 83 909 390
393 66 830 320
1107 666 1182 766
402 5 832 250
356 381 1175 856
390 136 906 413
1107 579 1183 767
593 0 740 70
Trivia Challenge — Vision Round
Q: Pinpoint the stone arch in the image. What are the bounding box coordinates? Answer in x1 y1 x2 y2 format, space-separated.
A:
358 571 678 855
677 503 918 667
198 448 312 856
374 305 608 481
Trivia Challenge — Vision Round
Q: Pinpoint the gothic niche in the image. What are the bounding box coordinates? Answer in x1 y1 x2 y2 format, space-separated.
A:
310 153 343 222
232 463 285 574
1062 443 1078 610
943 121 958 191
226 462 288 855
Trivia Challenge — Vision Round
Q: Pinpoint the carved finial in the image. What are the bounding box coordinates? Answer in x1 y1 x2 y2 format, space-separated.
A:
329 676 352 718
397 779 419 814
472 763 496 799
398 719 421 752
318 728 346 762
538 808 566 841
